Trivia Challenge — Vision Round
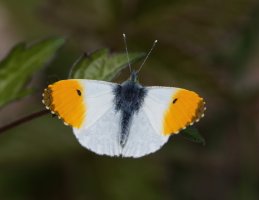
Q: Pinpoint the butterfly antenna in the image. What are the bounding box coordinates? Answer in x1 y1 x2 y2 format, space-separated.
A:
123 33 132 73
137 40 158 73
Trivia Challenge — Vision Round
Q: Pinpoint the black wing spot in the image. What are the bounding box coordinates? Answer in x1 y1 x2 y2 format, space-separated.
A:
76 89 82 96
173 98 178 104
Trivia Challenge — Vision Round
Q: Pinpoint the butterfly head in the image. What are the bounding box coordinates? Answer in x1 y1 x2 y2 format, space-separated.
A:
130 70 138 83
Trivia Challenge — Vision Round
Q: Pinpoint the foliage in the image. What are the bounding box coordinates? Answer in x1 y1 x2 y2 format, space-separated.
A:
181 127 206 145
0 38 65 108
69 48 145 81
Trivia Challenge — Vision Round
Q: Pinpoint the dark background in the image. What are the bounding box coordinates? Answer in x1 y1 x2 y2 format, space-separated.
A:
0 0 259 199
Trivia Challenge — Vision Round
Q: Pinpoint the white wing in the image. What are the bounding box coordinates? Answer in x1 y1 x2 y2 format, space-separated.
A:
143 87 179 135
79 80 117 129
74 108 122 157
72 80 124 156
121 106 169 158
75 104 170 158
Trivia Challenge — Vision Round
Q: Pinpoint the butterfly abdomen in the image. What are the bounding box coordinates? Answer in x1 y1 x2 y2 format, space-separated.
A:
113 81 147 147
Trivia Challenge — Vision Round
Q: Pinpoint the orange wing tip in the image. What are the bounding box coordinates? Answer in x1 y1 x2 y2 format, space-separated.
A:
42 85 75 128
42 99 49 108
42 80 86 129
42 86 58 113
163 89 206 135
171 99 206 134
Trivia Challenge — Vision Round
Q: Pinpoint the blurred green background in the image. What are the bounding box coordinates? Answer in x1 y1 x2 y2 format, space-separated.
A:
0 0 259 199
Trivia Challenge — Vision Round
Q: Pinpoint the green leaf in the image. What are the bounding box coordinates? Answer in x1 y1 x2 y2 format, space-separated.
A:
70 48 145 80
0 37 65 108
181 127 206 145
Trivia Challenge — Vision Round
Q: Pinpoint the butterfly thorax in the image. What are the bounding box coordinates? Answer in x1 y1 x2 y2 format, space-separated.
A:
113 74 147 147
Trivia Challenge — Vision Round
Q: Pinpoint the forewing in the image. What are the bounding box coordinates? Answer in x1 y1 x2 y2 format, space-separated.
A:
144 86 206 135
43 79 123 156
43 79 116 129
79 80 117 130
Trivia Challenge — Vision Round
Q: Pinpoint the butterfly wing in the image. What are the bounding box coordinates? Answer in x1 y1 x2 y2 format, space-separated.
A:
120 86 205 158
43 79 122 156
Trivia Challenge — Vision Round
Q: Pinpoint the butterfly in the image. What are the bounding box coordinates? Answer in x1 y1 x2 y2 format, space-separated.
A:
42 34 206 158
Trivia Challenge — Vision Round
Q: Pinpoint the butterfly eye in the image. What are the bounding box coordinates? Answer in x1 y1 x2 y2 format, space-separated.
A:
76 89 82 96
172 98 178 104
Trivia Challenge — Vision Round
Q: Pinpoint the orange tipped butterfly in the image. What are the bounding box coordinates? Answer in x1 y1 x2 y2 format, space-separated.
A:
42 34 206 158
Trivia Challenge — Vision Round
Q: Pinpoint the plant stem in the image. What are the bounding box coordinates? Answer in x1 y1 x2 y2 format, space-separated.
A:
0 110 49 135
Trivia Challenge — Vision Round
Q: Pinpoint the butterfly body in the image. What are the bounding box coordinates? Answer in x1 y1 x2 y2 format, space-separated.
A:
113 71 147 147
